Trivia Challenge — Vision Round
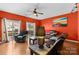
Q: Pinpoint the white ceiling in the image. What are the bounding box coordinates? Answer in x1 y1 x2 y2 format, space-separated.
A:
0 3 75 20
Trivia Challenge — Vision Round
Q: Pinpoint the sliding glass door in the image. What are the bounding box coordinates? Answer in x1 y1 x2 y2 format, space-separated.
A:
2 18 21 42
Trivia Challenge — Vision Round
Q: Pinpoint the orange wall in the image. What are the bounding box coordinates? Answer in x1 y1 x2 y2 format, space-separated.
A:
40 12 78 41
0 11 40 40
78 4 79 41
77 3 79 53
0 10 78 41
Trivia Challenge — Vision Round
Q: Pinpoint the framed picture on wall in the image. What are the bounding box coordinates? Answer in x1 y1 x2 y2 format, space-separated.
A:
52 17 68 27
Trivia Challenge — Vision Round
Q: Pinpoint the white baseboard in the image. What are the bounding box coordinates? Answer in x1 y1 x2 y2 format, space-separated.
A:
65 39 79 43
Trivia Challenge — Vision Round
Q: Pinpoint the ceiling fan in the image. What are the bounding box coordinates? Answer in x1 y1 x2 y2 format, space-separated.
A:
26 4 44 17
33 8 44 17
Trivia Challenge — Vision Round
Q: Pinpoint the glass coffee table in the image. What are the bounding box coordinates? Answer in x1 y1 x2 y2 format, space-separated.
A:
29 40 59 55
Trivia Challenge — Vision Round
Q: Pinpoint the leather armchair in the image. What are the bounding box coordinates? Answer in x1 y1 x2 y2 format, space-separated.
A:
14 31 28 43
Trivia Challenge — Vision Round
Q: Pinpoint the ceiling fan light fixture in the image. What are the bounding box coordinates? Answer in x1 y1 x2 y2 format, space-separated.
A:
34 13 36 15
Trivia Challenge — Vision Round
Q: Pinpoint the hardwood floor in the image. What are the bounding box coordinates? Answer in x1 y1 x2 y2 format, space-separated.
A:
0 41 30 55
61 40 78 55
0 40 78 55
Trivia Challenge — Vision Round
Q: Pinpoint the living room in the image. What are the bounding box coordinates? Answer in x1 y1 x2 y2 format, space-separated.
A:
0 3 78 55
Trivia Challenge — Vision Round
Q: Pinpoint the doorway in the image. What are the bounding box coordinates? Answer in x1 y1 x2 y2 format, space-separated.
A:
26 22 36 46
2 18 21 42
26 22 36 38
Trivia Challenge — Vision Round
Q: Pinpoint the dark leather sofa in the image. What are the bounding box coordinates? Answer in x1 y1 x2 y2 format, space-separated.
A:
48 33 68 55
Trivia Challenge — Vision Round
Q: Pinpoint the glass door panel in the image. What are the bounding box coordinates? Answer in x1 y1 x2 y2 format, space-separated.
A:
26 22 36 37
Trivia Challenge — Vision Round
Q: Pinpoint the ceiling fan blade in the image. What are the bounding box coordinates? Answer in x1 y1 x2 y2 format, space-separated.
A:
38 12 43 15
